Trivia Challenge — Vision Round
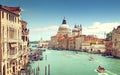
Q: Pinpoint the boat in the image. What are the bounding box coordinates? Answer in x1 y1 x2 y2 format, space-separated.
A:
97 66 106 73
89 57 94 61
32 45 38 47
38 48 46 52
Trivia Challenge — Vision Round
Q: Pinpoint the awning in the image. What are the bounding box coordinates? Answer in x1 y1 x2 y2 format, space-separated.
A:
10 44 17 47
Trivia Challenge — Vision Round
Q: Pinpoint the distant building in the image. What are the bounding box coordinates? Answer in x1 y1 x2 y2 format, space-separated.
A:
75 36 84 50
72 24 82 36
104 40 112 55
0 5 29 75
68 36 75 50
112 26 120 58
39 38 48 48
49 18 71 49
48 17 105 53
57 17 71 35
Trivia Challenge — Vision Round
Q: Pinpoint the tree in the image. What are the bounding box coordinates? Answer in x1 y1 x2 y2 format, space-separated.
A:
105 32 112 41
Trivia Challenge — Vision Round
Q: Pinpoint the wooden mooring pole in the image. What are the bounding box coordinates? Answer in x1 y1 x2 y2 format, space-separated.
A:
48 64 50 75
45 55 47 60
45 66 47 75
38 60 40 71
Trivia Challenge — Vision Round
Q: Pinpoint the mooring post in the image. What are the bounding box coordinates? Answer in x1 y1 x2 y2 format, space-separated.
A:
45 55 47 60
48 64 50 75
45 66 47 75
38 60 40 71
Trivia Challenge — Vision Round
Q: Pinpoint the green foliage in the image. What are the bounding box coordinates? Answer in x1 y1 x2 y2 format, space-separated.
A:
105 32 112 41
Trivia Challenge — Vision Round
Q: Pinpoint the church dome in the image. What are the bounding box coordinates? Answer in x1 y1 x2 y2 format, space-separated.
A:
58 24 69 30
72 25 79 32
72 28 79 32
57 18 70 35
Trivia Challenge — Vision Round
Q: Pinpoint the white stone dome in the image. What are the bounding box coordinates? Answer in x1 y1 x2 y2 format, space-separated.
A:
72 28 79 32
57 18 70 35
59 24 69 30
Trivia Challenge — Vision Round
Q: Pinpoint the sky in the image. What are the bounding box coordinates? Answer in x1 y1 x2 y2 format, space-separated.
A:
1 0 120 41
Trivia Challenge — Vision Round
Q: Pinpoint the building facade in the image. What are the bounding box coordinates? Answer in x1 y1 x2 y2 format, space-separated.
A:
21 20 29 69
49 18 71 49
39 38 49 48
48 18 105 53
112 26 120 58
0 5 29 75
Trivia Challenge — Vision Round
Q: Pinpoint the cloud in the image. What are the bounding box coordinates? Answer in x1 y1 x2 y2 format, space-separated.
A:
29 25 59 41
29 22 120 41
82 22 120 38
30 25 59 32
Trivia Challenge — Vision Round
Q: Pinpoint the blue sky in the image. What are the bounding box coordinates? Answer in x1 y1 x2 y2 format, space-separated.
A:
1 0 120 41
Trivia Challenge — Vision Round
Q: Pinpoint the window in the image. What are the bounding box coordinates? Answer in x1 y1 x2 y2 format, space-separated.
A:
7 13 8 19
18 18 19 23
2 43 4 53
14 17 16 22
18 44 22 50
114 39 117 46
22 36 26 41
9 28 16 39
2 26 4 39
9 14 15 22
2 11 4 18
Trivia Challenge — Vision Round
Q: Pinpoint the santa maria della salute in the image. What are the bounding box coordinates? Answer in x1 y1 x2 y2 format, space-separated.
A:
57 17 82 36
48 18 105 53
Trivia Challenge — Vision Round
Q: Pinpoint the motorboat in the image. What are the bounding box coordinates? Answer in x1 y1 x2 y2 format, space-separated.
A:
97 66 106 73
89 57 94 61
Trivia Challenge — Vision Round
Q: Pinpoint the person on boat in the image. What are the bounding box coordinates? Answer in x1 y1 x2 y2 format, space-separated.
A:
98 66 105 72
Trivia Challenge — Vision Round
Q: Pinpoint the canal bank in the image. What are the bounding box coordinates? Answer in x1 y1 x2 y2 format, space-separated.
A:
30 49 119 75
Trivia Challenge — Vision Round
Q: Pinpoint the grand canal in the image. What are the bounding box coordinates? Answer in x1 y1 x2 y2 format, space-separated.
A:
30 49 120 75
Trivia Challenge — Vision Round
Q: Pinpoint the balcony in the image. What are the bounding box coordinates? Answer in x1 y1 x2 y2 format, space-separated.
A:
22 28 29 35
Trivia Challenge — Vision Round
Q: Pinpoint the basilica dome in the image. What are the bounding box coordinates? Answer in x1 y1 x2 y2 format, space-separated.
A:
72 28 79 32
58 24 69 31
57 18 70 35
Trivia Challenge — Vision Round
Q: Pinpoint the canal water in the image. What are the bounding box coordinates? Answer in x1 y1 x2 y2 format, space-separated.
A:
30 49 120 75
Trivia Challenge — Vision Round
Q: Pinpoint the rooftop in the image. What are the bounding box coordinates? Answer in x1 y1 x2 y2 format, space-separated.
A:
0 5 21 15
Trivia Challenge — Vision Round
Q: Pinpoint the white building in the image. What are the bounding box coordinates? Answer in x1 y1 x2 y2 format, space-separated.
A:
72 25 82 36
49 18 71 49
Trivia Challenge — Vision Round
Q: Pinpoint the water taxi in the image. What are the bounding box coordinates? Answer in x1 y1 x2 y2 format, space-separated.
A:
97 66 106 73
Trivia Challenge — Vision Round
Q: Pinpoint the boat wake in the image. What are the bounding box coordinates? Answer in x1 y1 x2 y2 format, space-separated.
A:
94 69 109 75
106 70 117 75
94 69 117 75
